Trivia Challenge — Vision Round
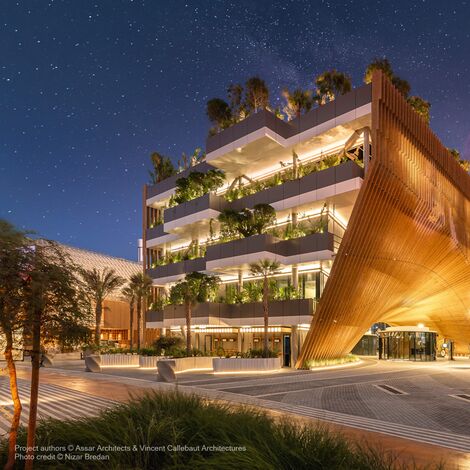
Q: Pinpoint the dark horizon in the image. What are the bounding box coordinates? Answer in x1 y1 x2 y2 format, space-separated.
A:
2 0 469 260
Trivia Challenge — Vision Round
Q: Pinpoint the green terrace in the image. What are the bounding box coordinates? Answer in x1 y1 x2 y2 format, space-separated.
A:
149 210 341 269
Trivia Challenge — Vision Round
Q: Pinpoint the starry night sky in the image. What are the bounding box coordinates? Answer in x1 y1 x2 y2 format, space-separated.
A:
1 0 469 260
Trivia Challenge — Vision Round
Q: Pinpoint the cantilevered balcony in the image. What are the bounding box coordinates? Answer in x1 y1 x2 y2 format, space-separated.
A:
163 193 227 232
230 160 363 213
205 232 334 270
147 257 206 285
146 298 315 328
146 161 217 205
145 223 178 247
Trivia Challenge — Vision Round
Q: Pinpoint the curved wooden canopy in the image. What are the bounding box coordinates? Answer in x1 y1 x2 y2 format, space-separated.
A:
297 71 470 366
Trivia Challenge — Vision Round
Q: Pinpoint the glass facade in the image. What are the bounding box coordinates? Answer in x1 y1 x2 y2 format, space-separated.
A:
379 330 437 361
351 334 377 356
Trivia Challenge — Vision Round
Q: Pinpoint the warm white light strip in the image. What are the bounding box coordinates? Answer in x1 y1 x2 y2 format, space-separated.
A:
240 327 282 333
219 140 358 190
192 327 235 333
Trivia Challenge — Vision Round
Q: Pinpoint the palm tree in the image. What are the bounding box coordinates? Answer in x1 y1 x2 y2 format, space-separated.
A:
206 98 232 132
149 152 176 184
80 268 125 347
129 272 152 350
249 260 281 357
315 69 352 104
282 88 314 120
169 272 220 354
121 285 136 350
245 76 270 113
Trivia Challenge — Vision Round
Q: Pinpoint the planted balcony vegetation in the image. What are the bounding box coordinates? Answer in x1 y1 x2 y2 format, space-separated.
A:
169 169 225 206
224 153 359 202
151 243 206 268
150 209 329 269
1 391 425 470
148 216 164 229
221 280 304 305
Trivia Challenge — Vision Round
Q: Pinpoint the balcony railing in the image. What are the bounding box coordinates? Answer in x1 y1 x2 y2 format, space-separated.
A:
146 298 315 325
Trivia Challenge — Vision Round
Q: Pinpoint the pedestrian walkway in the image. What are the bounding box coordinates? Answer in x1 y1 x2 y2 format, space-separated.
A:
0 377 117 437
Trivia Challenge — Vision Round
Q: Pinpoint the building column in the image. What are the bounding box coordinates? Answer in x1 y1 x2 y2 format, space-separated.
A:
237 330 242 352
292 265 299 290
291 325 298 366
237 270 243 293
291 211 298 227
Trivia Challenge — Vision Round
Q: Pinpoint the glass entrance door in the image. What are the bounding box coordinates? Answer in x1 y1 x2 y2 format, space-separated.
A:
283 335 291 367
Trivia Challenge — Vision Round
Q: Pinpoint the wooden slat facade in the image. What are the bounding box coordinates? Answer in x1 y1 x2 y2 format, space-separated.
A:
297 71 470 366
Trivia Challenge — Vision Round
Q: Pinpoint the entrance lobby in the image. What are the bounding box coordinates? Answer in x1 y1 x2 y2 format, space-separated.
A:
378 326 437 361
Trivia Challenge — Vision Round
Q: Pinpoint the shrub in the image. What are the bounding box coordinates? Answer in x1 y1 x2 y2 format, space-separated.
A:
167 346 203 358
1 392 417 469
170 169 225 206
242 348 279 358
138 348 159 357
153 336 184 355
305 354 359 369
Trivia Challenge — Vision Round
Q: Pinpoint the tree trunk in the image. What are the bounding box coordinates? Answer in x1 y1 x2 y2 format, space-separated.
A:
4 330 22 470
263 276 269 357
136 297 142 351
25 309 41 470
185 302 192 354
129 303 134 351
94 300 102 347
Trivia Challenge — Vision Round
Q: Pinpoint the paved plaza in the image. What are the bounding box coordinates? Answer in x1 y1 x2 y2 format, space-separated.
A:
2 358 470 467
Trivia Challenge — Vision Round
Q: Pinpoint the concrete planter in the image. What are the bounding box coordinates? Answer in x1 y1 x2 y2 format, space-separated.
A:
173 356 213 372
85 355 101 372
99 354 140 367
139 356 161 368
213 357 281 373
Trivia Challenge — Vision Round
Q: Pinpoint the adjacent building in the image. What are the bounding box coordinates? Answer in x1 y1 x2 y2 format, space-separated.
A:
143 71 470 367
57 243 142 347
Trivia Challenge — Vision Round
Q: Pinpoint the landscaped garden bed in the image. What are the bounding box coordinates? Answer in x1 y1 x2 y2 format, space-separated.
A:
0 391 426 469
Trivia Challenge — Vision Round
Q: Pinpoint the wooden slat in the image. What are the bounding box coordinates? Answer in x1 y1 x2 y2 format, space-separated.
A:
297 70 470 366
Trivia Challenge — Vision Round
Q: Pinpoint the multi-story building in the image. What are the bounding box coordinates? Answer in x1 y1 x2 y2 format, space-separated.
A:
144 71 470 367
144 74 370 366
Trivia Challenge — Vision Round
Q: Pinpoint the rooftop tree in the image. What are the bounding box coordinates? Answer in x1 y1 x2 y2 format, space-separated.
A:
169 272 220 354
227 83 246 120
449 148 470 172
315 69 352 104
245 76 270 113
149 152 176 184
249 260 281 357
282 88 314 120
206 98 232 132
364 58 431 121
407 96 431 123
364 57 411 97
